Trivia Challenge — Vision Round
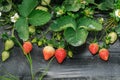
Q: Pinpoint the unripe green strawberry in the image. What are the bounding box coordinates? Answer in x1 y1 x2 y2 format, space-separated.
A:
31 38 37 43
29 26 36 34
2 51 10 62
37 40 43 46
5 39 14 50
23 41 33 55
107 32 117 44
68 50 73 58
56 34 61 40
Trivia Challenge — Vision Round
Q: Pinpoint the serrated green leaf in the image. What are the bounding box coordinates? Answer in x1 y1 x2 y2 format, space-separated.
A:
50 16 76 31
28 10 51 26
0 0 12 12
15 17 29 41
18 0 38 17
78 17 102 31
0 0 2 3
2 4 12 12
86 0 94 3
64 27 88 46
97 0 114 10
115 25 120 37
63 0 81 12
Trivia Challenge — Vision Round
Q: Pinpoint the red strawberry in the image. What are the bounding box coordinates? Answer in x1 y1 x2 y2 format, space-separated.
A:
99 48 109 61
43 46 55 60
89 43 99 55
55 48 67 64
23 41 33 54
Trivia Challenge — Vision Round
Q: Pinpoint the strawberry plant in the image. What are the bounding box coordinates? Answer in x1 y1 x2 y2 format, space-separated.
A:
0 0 120 79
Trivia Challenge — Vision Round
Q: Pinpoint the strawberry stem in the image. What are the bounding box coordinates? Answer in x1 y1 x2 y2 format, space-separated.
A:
99 18 115 41
0 66 19 80
25 54 34 80
39 57 55 80
13 37 34 80
93 32 98 43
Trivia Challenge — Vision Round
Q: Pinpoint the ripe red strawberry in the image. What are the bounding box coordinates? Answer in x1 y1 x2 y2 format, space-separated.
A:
89 43 99 55
55 48 67 64
43 46 55 60
23 41 33 54
99 48 109 61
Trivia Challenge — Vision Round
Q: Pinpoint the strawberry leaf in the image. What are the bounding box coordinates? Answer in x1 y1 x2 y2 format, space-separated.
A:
63 0 81 12
28 10 51 26
97 0 114 10
86 0 94 3
1 0 12 12
78 17 102 31
15 17 29 41
18 0 38 17
115 25 120 37
50 16 76 31
64 27 88 46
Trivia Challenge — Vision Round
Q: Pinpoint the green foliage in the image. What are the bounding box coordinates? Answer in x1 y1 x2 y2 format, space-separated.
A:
18 0 38 17
98 0 114 10
0 0 12 12
0 76 18 80
63 0 82 12
1 0 120 79
64 27 88 46
115 24 120 37
78 17 103 31
28 10 51 26
15 0 51 41
50 16 102 46
50 16 76 31
63 0 95 12
86 0 94 3
114 0 120 9
15 17 29 41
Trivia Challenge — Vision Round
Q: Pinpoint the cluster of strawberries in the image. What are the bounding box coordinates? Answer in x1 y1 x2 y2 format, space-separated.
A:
89 43 109 61
43 46 66 63
2 40 66 64
2 39 14 61
88 31 118 61
2 31 117 62
23 42 66 64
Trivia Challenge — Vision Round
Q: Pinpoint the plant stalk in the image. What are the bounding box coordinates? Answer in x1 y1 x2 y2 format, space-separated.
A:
39 57 55 80
12 28 34 80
